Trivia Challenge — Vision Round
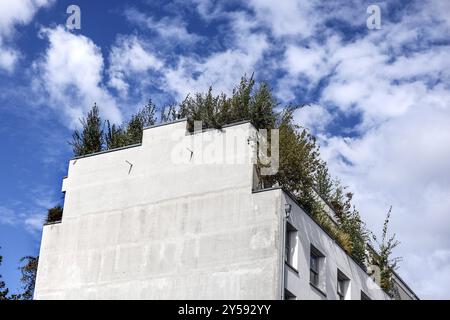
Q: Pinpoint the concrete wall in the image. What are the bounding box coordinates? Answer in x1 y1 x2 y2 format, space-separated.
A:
34 120 282 300
35 119 396 300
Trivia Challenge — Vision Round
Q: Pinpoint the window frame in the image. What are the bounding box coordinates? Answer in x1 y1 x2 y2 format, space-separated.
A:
361 291 371 300
310 255 319 286
285 222 298 271
337 270 350 300
309 245 323 288
284 289 296 300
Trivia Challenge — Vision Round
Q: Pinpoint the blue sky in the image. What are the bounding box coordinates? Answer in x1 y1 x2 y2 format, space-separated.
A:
1 0 450 299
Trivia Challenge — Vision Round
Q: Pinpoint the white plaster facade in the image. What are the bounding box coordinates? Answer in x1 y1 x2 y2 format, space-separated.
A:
34 119 416 300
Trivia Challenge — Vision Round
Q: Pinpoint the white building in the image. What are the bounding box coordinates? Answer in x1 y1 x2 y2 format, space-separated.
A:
34 119 418 300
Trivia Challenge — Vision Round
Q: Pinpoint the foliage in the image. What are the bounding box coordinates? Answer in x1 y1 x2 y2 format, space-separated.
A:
0 248 9 300
310 200 353 254
370 207 402 296
160 104 179 123
70 104 104 157
73 100 159 153
126 100 157 145
338 199 369 265
179 75 277 132
105 121 128 150
46 205 63 224
314 162 333 201
0 250 39 300
74 76 277 155
265 107 321 213
327 182 369 265
16 256 38 300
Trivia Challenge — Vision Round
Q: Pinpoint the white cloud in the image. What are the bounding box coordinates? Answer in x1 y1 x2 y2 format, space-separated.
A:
294 104 332 133
125 8 202 45
277 36 341 101
321 36 450 129
33 26 122 127
0 0 54 72
0 186 59 234
111 8 270 101
108 36 164 96
0 44 19 73
0 0 53 37
1 206 45 234
165 34 268 99
164 11 269 99
0 206 17 226
247 0 315 38
284 45 327 80
404 250 450 299
24 213 46 233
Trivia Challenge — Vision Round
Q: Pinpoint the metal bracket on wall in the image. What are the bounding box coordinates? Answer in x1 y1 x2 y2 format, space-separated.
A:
125 160 133 174
187 148 194 161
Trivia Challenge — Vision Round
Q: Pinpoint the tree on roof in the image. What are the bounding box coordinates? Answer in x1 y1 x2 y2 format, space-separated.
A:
370 207 402 297
70 103 104 157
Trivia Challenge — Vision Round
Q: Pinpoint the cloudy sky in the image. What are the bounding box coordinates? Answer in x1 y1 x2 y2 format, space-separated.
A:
0 0 449 299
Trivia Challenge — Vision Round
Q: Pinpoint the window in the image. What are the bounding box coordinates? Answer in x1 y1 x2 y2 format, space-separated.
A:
284 289 296 300
285 223 298 270
337 270 350 300
361 291 371 300
310 246 323 287
310 255 319 286
285 225 291 263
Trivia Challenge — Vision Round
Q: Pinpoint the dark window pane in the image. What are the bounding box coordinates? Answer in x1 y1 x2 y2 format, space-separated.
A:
361 291 371 300
337 280 344 293
310 255 318 272
310 270 319 286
